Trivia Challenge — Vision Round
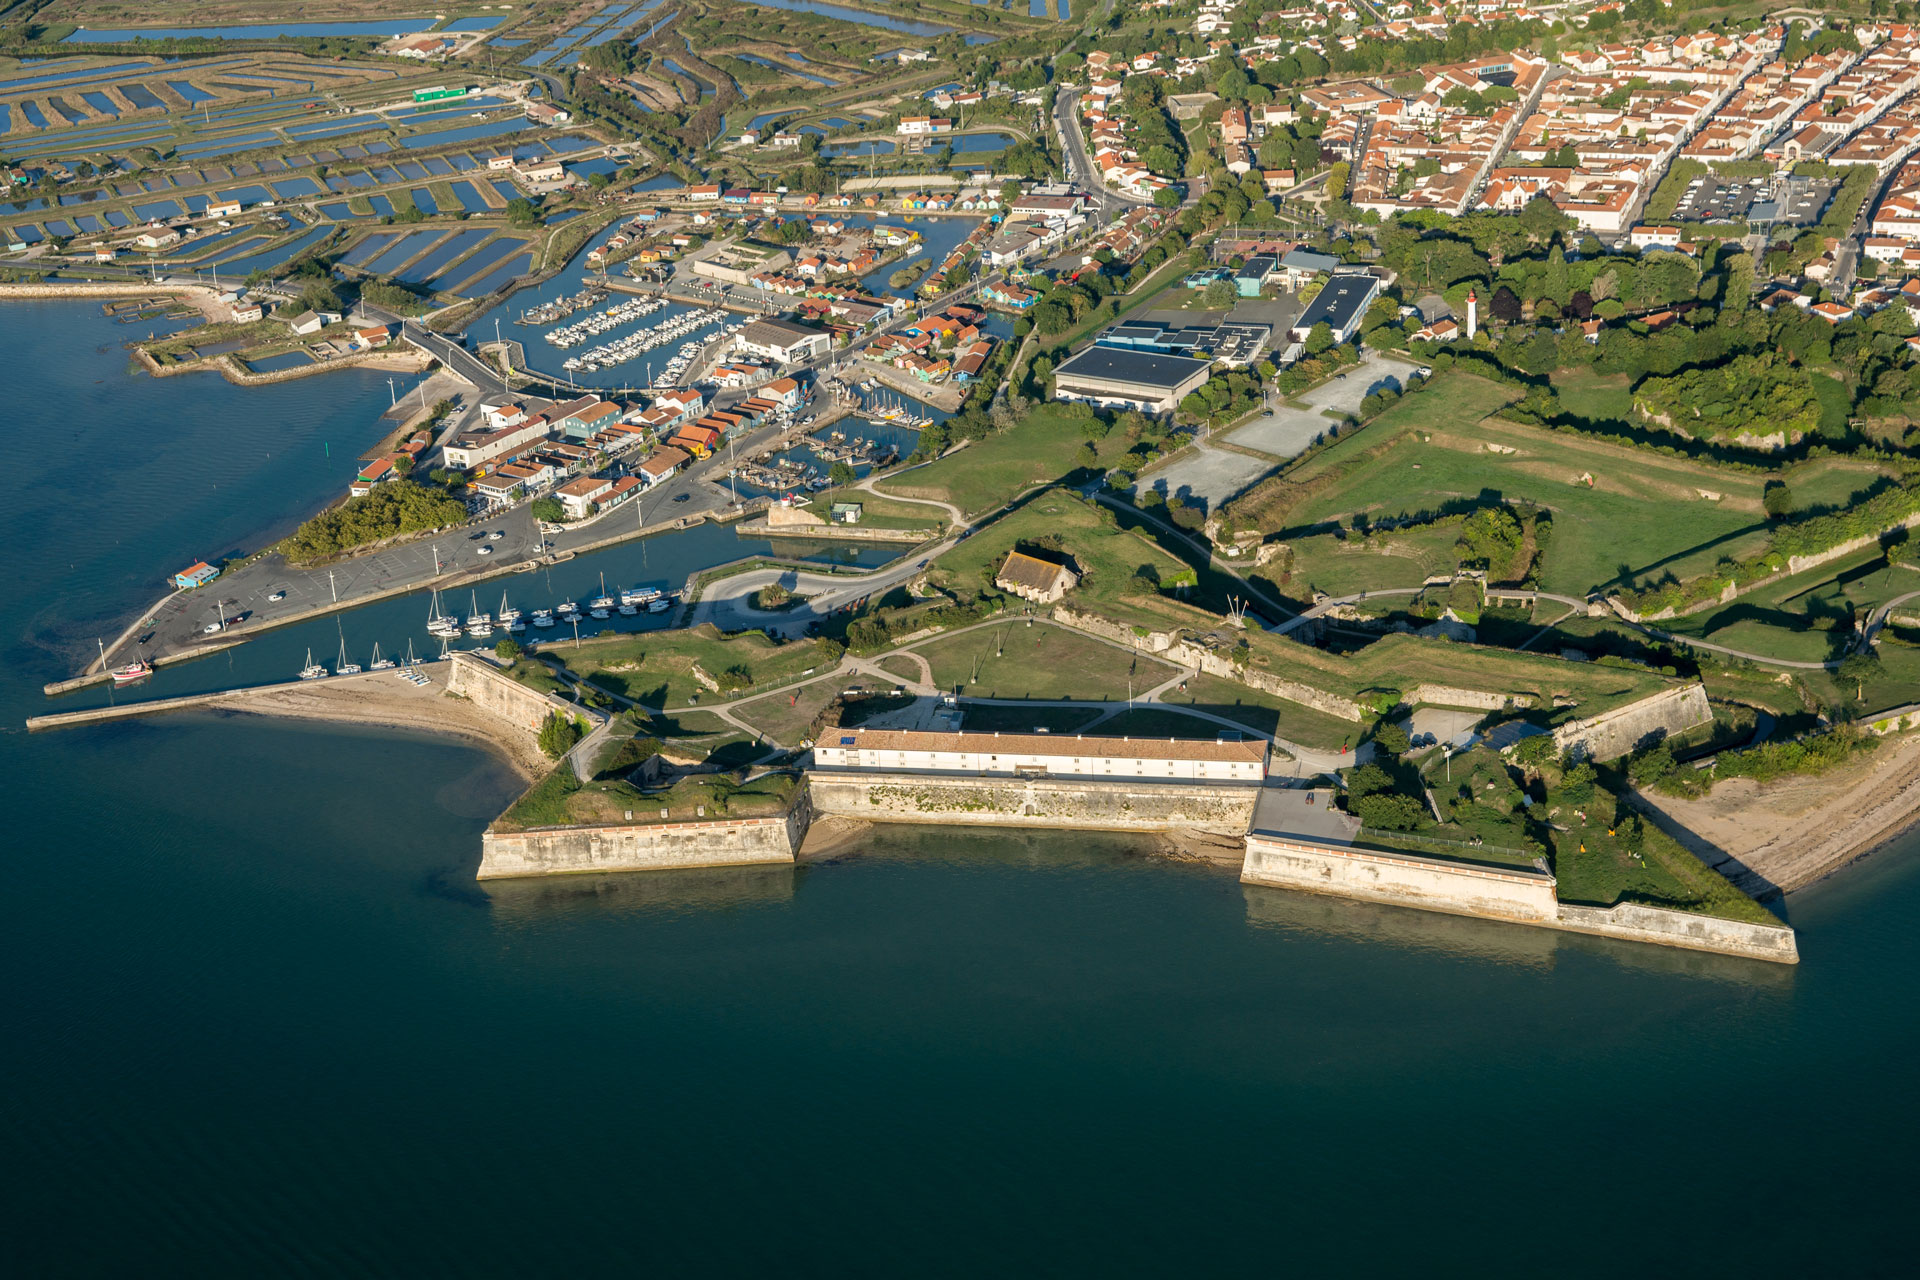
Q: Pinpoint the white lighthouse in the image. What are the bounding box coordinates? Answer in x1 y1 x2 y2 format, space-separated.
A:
1466 287 1478 340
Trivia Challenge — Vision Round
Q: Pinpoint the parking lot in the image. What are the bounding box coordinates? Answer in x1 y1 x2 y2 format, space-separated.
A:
1135 352 1417 511
1672 174 1762 223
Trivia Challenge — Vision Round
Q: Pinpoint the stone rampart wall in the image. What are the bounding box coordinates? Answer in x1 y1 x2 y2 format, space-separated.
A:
1554 901 1798 964
478 801 808 879
808 769 1260 834
1241 833 1559 922
1407 683 1514 711
1050 606 1367 722
1549 683 1711 763
448 653 591 736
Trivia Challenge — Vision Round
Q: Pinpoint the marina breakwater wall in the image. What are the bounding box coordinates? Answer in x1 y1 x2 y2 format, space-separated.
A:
808 769 1261 833
1241 832 1561 923
479 798 811 879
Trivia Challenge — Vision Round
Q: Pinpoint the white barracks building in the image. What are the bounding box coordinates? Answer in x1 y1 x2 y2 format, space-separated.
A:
814 727 1269 783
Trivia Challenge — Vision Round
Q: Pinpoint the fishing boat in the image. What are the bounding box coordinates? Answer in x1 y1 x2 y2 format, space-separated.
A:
369 643 395 672
335 629 362 676
299 648 329 680
111 658 153 683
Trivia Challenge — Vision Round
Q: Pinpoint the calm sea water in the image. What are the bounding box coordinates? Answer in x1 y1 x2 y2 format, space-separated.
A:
6 302 1920 1274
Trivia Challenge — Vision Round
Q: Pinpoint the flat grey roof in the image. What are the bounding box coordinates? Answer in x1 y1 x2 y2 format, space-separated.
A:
1294 272 1377 334
1055 344 1212 390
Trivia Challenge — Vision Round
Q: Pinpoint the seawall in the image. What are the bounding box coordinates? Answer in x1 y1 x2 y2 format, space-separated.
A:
478 793 811 879
1239 831 1798 964
808 769 1261 834
1242 832 1560 922
1553 901 1799 963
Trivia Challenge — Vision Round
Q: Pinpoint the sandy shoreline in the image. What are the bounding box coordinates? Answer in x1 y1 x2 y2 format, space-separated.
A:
1635 734 1920 896
218 678 549 783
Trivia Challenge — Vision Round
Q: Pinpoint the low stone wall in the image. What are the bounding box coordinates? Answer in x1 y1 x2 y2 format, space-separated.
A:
1555 901 1798 964
447 653 594 736
1550 683 1711 763
737 519 934 543
809 769 1260 834
479 801 809 879
0 282 217 302
1407 683 1516 712
1051 605 1367 722
1241 833 1560 922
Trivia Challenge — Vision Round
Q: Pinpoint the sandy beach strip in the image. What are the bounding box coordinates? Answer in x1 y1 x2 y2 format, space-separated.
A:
221 675 550 783
1635 734 1920 895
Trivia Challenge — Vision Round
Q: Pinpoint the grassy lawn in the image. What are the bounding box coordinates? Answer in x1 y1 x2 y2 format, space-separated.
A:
1236 372 1777 598
1657 543 1902 663
1811 371 1852 436
503 658 572 699
800 487 946 532
910 619 1178 700
876 403 1132 517
1550 785 1776 924
926 488 1200 608
730 677 843 746
552 624 841 708
1782 455 1899 512
1283 524 1459 597
1551 366 1635 424
498 769 799 831
1165 673 1369 750
876 655 924 681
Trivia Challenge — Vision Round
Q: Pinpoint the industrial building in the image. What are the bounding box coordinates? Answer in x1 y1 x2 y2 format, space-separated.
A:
1051 345 1214 414
1289 270 1383 345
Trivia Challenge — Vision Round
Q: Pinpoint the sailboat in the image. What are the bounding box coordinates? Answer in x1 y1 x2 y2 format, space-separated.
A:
589 570 614 616
335 627 362 676
427 587 460 637
466 590 493 637
369 642 395 671
498 589 525 631
299 648 329 680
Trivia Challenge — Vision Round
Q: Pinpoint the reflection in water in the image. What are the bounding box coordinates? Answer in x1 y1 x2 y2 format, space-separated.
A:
1243 881 1797 987
486 862 797 923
